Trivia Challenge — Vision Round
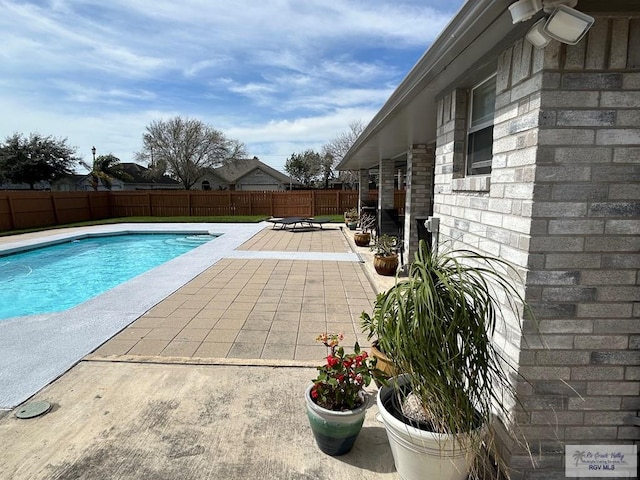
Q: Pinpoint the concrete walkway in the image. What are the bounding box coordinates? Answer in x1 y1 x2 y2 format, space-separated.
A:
0 223 401 479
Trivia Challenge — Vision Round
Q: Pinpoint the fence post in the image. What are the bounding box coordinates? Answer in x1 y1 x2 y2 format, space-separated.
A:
270 193 274 217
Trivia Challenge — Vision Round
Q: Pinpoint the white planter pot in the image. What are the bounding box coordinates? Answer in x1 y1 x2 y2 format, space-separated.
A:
377 375 475 480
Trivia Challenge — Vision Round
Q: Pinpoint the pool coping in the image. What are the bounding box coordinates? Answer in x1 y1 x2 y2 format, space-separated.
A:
0 223 272 409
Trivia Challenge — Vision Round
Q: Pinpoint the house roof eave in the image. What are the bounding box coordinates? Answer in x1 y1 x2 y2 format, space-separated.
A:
337 0 522 171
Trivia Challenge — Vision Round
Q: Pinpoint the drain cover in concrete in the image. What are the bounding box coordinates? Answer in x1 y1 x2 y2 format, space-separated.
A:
15 401 51 419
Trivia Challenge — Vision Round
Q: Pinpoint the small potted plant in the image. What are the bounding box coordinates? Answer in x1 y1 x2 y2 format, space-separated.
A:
354 212 375 247
305 333 386 456
344 207 359 229
371 234 399 276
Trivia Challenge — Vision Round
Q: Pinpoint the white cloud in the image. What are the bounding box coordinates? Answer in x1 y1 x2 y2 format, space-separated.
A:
0 0 465 174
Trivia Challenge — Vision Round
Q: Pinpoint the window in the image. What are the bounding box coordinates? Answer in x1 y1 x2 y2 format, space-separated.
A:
201 180 211 191
467 75 496 176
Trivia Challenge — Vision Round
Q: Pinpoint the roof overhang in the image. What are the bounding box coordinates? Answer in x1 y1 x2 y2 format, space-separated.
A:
337 0 635 171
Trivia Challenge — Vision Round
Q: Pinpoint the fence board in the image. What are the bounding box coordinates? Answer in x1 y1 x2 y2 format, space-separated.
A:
149 191 190 217
110 192 151 217
51 192 92 225
272 191 313 217
190 192 231 216
0 195 14 231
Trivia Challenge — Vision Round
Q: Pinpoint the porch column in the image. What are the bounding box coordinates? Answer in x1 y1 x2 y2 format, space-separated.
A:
377 159 395 236
358 169 370 208
404 144 434 260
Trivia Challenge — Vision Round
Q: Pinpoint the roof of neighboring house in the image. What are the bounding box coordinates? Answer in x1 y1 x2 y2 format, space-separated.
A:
57 174 87 183
338 0 628 171
119 163 180 185
212 157 300 185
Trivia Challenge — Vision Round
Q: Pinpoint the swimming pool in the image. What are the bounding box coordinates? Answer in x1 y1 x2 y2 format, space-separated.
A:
0 222 269 409
0 232 217 320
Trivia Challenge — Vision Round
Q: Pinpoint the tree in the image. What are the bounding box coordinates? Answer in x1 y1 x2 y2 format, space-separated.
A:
284 150 323 187
79 153 133 191
319 151 335 189
0 133 78 189
321 120 365 188
136 116 246 190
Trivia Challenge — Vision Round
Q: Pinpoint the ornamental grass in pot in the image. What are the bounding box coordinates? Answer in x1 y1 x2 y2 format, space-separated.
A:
362 240 530 479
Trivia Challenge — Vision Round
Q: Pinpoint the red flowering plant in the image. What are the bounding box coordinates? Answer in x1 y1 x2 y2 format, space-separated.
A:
310 333 387 411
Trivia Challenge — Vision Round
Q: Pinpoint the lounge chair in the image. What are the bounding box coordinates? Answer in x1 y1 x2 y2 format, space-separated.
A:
267 217 305 230
303 217 333 229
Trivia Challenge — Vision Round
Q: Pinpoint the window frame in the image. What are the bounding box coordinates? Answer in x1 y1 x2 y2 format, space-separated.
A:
466 74 497 176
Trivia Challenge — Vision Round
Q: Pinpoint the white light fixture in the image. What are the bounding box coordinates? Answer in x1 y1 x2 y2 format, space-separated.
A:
526 18 552 48
542 0 578 14
542 4 595 45
509 0 543 23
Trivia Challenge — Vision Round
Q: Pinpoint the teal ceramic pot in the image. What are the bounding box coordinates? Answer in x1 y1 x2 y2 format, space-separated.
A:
305 384 368 456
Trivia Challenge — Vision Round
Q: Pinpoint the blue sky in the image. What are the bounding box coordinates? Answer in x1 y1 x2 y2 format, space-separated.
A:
0 0 464 173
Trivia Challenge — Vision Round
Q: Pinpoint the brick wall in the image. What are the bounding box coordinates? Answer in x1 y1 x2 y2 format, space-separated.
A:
404 144 434 260
378 159 398 237
433 15 639 479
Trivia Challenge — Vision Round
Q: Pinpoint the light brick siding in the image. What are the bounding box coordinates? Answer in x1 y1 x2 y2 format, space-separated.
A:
431 15 639 479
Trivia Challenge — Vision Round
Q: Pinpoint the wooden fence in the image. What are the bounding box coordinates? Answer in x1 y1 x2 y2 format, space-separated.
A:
0 189 406 232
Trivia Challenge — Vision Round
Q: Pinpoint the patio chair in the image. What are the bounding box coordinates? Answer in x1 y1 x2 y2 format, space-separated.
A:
303 217 333 229
267 217 305 230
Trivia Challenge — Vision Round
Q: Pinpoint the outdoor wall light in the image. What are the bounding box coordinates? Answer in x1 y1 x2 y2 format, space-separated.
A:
525 18 552 48
542 4 594 45
509 0 543 23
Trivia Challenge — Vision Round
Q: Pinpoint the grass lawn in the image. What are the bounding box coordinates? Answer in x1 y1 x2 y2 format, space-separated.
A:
0 215 345 237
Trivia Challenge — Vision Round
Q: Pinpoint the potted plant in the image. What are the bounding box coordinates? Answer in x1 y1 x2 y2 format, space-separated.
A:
363 240 530 480
344 207 359 228
361 300 398 385
354 212 375 247
305 333 386 456
371 234 399 276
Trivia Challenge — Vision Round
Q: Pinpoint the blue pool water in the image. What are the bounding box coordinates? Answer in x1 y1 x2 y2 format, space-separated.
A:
0 233 216 320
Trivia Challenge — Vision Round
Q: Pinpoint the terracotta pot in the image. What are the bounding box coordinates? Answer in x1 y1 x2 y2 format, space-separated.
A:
370 341 396 385
353 231 370 247
373 254 399 276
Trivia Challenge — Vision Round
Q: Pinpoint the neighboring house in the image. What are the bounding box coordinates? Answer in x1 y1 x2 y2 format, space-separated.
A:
198 157 299 191
338 1 639 478
53 163 181 191
116 163 181 190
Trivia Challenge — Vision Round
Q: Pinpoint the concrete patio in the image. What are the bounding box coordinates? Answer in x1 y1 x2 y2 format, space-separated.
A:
0 223 402 480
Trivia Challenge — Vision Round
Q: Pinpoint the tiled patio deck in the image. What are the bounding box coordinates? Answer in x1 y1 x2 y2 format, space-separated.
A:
90 224 379 363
